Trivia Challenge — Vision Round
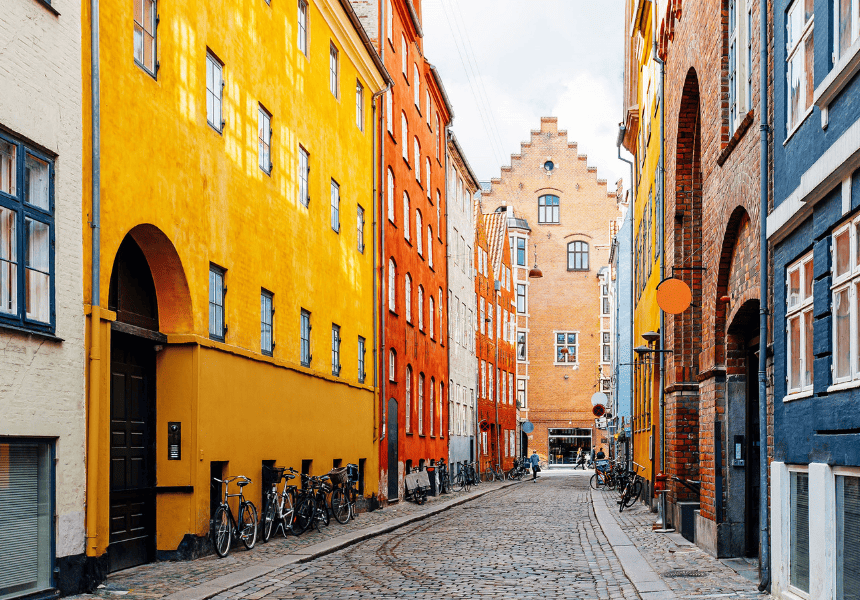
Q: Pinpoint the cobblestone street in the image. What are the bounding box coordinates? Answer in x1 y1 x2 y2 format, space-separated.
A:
75 471 772 600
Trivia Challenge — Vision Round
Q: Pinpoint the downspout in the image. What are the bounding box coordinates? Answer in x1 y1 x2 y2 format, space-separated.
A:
494 284 501 471
379 0 387 442
758 0 770 589
86 0 101 557
616 126 634 471
443 124 452 455
371 85 388 442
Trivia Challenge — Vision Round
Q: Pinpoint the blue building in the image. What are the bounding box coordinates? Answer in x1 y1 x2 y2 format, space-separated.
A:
767 1 860 597
610 196 633 461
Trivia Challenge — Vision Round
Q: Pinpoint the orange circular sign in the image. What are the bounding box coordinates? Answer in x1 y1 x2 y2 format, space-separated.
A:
656 278 692 314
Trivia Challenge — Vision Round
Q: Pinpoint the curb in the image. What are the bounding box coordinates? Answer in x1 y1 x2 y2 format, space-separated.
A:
165 480 520 600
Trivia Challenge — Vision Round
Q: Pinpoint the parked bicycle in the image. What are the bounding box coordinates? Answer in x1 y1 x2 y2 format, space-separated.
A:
329 464 359 524
436 458 450 494
482 463 506 482
590 460 616 490
452 461 472 493
211 475 258 557
261 466 299 541
405 466 428 504
618 463 645 512
293 474 331 534
507 457 529 480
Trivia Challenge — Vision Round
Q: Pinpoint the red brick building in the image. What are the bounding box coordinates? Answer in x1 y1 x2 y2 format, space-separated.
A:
474 205 518 473
351 0 453 502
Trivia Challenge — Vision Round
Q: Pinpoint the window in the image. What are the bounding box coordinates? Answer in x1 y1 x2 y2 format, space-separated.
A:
790 471 810 594
481 360 486 397
330 180 340 232
418 285 424 331
261 290 274 356
438 288 443 343
830 221 860 383
414 139 421 182
403 192 410 240
206 53 223 131
209 265 226 340
298 147 310 207
480 297 485 334
258 106 272 173
405 274 412 322
401 114 408 161
401 34 408 77
786 0 814 134
568 241 589 271
418 373 425 433
358 336 366 383
329 43 339 97
538 195 560 224
437 192 442 235
298 0 309 56
517 378 526 408
388 259 396 312
414 64 420 108
555 331 578 364
747 7 753 111
836 475 860 599
439 382 444 437
488 363 494 400
357 205 365 252
429 296 435 338
416 210 423 255
133 0 157 74
429 378 435 434
386 89 393 134
300 309 311 366
436 115 441 159
517 332 526 361
425 158 431 198
836 0 860 60
602 332 611 363
516 237 526 266
406 366 412 432
355 80 364 130
516 283 526 313
389 349 396 381
331 324 341 376
787 253 814 394
386 0 393 41
387 168 395 222
426 90 431 124
427 227 433 268
728 0 740 132
509 373 514 405
0 135 54 332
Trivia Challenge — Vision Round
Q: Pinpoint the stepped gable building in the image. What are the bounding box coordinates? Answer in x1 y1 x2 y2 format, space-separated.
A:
446 133 480 468
350 0 453 502
481 117 620 464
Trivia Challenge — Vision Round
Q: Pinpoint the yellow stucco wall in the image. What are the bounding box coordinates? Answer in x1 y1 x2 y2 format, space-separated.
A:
83 0 386 555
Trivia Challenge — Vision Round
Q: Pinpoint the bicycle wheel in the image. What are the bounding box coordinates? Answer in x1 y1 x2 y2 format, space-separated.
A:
293 495 313 534
331 488 350 524
281 488 297 537
262 495 277 542
315 493 329 529
625 480 643 507
590 473 605 490
238 502 257 549
212 505 231 558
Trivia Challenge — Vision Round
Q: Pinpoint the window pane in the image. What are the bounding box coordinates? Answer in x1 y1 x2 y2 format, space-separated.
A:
804 32 815 109
836 230 851 278
0 140 16 195
24 155 49 210
0 206 17 315
837 475 860 599
839 0 854 57
790 471 810 593
836 288 851 378
788 267 801 308
789 315 801 389
25 219 49 323
804 309 814 387
556 333 565 345
803 259 814 299
567 333 576 344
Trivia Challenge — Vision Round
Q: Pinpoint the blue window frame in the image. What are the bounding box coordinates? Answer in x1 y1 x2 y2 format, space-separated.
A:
0 132 55 335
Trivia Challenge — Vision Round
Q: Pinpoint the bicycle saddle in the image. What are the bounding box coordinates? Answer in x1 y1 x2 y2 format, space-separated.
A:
237 478 251 487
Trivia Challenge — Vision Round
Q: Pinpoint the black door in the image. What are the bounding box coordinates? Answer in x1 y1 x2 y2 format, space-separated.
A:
744 346 761 558
108 332 156 572
387 398 398 500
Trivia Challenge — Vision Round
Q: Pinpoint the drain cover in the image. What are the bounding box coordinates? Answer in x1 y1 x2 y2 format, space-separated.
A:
663 570 707 578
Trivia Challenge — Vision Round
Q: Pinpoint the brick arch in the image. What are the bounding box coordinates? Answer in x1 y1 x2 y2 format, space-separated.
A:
714 205 756 366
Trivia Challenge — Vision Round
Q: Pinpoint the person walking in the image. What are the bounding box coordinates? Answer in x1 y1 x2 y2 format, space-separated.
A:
530 450 541 481
596 447 606 460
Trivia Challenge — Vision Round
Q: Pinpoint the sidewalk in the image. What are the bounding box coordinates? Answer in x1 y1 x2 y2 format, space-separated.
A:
75 480 517 600
591 489 771 599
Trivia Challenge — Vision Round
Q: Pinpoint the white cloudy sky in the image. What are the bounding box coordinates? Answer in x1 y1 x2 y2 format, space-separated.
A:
421 0 627 189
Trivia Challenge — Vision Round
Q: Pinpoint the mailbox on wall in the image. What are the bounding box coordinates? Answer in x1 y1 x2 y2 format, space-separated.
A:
168 422 181 460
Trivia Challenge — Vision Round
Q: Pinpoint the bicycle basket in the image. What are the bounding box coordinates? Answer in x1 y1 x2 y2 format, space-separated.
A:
327 467 348 486
262 465 285 485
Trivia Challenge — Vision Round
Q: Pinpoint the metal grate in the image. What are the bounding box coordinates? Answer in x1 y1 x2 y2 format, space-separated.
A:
663 570 707 578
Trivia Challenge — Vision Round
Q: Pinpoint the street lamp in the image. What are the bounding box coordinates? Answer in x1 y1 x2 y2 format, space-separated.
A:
528 246 543 279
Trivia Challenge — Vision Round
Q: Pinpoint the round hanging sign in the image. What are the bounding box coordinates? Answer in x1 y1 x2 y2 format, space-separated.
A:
591 392 608 407
656 278 693 314
522 421 535 434
592 404 606 418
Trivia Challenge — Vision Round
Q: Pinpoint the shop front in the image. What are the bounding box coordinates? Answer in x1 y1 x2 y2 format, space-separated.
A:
547 428 592 465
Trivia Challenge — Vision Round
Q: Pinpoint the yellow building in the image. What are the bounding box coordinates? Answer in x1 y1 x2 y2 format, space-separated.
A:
82 0 390 570
622 0 662 496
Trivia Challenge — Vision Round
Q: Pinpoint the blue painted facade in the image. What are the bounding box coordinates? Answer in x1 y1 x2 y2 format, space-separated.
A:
611 205 633 455
769 0 860 596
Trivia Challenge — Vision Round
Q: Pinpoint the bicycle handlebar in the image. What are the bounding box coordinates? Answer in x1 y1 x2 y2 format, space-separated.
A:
213 475 251 485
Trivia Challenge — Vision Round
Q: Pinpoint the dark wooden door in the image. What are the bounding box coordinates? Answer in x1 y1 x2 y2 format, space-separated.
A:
744 346 761 558
387 398 398 500
108 332 156 572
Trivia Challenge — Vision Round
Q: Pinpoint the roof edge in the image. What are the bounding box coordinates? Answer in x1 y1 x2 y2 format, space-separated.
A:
429 65 455 122
338 0 393 86
448 132 481 189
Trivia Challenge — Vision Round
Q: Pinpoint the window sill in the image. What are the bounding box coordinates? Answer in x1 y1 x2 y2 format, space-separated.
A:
0 321 62 342
553 362 580 368
782 390 813 402
814 36 860 129
388 130 397 144
784 105 814 145
827 380 860 393
716 110 754 166
32 0 60 15
389 309 398 316
403 158 412 170
537 222 561 226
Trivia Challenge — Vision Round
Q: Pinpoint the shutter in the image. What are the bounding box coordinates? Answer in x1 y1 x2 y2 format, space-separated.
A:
790 472 810 592
838 476 860 597
0 443 44 594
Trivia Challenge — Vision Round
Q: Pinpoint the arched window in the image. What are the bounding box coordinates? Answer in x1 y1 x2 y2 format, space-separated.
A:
427 227 433 268
429 295 435 337
387 168 395 222
568 241 589 271
414 64 420 107
439 381 444 437
389 349 396 381
405 366 412 432
401 113 408 161
438 288 444 340
405 274 412 322
414 138 421 182
538 194 560 224
429 377 435 434
403 192 410 240
425 158 431 198
418 373 425 433
416 210 423 255
418 285 424 330
386 89 393 133
388 258 396 311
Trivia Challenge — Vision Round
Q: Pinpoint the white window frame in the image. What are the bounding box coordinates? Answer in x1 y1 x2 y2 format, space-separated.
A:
835 0 860 61
728 0 750 133
389 348 396 381
388 258 396 312
387 168 395 222
830 219 860 388
426 90 431 125
405 273 412 322
386 0 393 42
403 191 410 240
355 80 364 130
133 0 157 74
298 0 309 56
330 179 340 232
414 64 420 109
330 43 339 98
298 146 310 207
425 158 431 198
206 52 223 132
416 210 423 255
786 0 815 136
428 226 433 268
554 330 579 366
258 106 272 174
386 89 393 134
357 204 365 253
401 113 409 161
414 138 421 183
406 366 412 432
418 285 424 331
401 34 408 77
429 295 435 338
786 252 814 397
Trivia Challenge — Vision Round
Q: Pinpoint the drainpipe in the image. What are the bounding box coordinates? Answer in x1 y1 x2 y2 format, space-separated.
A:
494 284 501 471
379 1 387 442
86 0 101 556
616 127 634 471
371 85 388 442
758 0 770 590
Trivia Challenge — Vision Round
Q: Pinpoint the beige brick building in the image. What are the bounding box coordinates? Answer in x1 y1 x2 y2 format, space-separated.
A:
481 118 621 463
